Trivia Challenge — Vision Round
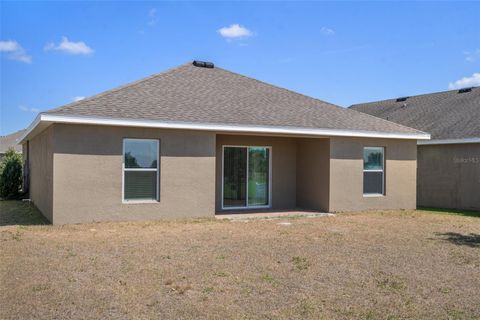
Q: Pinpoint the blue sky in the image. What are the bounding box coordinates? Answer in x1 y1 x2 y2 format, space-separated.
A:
1 1 479 135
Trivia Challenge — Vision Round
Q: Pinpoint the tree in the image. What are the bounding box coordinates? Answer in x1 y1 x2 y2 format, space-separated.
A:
124 152 140 168
0 148 23 199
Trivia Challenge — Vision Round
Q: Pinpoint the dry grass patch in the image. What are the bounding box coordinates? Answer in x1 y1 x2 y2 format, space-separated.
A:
1 202 479 319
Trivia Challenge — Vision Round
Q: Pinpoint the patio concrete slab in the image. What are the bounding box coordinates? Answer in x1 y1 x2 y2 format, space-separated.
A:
215 210 333 220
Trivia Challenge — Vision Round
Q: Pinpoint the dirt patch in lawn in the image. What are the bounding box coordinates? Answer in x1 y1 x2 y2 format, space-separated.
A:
1 205 479 319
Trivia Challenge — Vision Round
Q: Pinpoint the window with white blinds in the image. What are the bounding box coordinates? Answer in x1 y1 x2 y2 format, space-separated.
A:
363 147 385 196
123 139 159 202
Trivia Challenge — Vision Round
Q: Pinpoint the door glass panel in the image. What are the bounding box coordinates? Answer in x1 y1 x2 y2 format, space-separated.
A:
248 147 269 206
223 147 247 207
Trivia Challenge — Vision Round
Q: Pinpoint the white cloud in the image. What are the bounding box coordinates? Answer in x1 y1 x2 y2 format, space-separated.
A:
320 27 335 36
45 37 94 55
0 41 18 51
218 24 253 39
0 40 32 63
148 8 158 26
72 96 85 102
448 72 480 90
464 49 480 62
19 105 39 113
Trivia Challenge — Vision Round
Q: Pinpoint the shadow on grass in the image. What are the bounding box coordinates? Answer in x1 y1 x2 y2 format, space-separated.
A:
434 232 480 248
0 200 49 226
418 207 480 218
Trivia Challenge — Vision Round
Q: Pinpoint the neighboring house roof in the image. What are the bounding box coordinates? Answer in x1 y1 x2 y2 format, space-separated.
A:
350 87 480 143
0 130 25 153
20 62 429 143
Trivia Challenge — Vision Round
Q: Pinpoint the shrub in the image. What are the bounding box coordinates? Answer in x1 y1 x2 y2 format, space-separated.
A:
0 148 23 199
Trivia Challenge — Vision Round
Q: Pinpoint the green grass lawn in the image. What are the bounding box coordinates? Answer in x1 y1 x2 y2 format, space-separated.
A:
418 207 480 218
1 199 478 227
0 200 49 226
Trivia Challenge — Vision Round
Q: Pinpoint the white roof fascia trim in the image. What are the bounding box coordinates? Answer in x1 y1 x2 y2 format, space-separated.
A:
418 137 480 145
19 113 431 143
17 114 42 144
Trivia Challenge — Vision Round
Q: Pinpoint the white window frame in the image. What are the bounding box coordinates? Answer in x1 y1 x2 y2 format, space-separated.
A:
363 146 385 197
122 138 160 204
221 145 272 210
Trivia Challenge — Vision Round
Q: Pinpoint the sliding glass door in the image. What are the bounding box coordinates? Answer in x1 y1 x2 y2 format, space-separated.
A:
223 147 247 207
223 146 271 209
248 147 270 206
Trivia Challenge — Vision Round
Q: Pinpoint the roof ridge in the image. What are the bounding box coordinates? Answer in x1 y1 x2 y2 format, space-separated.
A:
45 62 192 114
350 86 479 107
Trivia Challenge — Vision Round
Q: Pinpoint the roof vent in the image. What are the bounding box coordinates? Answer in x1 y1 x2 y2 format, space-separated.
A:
396 97 409 102
192 60 214 68
458 87 472 94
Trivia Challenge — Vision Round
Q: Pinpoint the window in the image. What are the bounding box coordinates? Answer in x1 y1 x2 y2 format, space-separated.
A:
123 139 159 202
222 146 271 209
363 147 384 196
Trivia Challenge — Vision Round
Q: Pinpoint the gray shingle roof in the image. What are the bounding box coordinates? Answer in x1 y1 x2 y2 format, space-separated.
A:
350 87 480 140
44 62 424 136
0 130 25 153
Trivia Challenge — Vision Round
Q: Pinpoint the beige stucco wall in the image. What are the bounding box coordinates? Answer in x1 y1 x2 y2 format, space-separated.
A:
26 124 421 223
51 124 216 224
329 137 417 212
27 126 54 222
215 135 297 212
417 143 480 211
296 138 330 211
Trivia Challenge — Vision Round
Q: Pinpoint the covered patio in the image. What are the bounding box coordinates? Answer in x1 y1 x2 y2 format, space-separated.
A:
215 133 417 215
215 134 331 214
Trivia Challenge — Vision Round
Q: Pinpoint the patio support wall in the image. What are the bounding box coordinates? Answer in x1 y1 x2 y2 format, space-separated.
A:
296 138 330 211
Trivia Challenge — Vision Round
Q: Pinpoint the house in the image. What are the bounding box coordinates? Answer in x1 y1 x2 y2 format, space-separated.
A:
351 87 480 211
18 61 429 224
0 129 25 160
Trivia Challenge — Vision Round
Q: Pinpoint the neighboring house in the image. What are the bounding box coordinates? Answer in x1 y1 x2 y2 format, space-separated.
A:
351 87 480 211
0 129 25 159
18 61 429 224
